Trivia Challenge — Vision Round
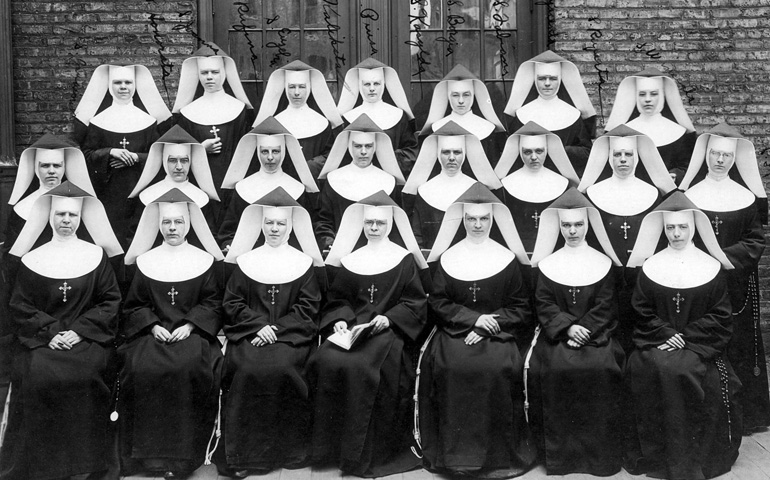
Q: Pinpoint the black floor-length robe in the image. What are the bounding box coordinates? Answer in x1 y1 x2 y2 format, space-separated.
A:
308 255 427 477
627 270 742 479
419 259 536 477
219 265 320 470
528 269 625 476
117 263 223 474
0 252 121 480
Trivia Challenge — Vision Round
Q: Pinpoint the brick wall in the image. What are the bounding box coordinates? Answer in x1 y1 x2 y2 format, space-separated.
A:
550 0 770 362
11 0 199 157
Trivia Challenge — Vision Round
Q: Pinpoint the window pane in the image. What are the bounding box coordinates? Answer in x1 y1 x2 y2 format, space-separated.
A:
262 29 301 75
266 0 301 29
304 0 333 27
484 30 517 81
447 0 480 29
229 0 263 28
485 0 516 29
410 0 442 29
445 31 480 75
228 31 263 80
409 31 445 81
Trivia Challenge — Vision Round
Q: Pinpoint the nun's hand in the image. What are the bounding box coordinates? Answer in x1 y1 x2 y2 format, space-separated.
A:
370 315 390 335
169 322 194 343
256 325 279 345
464 331 483 345
202 138 222 154
152 325 172 343
475 314 500 335
567 325 591 346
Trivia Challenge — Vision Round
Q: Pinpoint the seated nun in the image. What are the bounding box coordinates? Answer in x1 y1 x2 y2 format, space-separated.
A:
76 64 172 248
128 124 219 210
418 182 536 478
218 117 319 251
217 187 323 477
308 191 428 477
316 115 405 250
526 187 625 476
494 122 579 258
402 122 502 250
338 58 418 177
605 68 697 184
419 65 507 164
503 51 596 175
625 192 741 479
172 44 254 226
253 60 343 179
1 181 123 480
680 123 769 432
118 188 224 479
577 124 676 351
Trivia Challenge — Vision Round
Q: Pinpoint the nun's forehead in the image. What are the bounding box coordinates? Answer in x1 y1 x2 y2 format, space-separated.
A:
35 149 65 164
109 66 135 82
158 202 189 219
534 62 561 77
284 69 310 84
163 143 191 157
520 135 547 149
363 205 392 220
257 135 285 149
463 203 493 216
663 210 693 226
447 79 474 94
197 56 224 70
51 196 83 213
359 68 384 83
349 131 376 144
635 76 663 92
557 208 587 223
707 135 737 153
263 206 292 220
609 136 636 151
438 135 465 150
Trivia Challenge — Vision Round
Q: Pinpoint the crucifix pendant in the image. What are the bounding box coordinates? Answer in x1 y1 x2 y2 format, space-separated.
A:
711 215 722 236
209 126 220 138
367 283 378 304
268 286 279 305
469 282 480 303
673 292 684 314
620 221 631 240
168 287 178 306
569 286 580 305
531 210 540 229
120 137 129 149
59 281 72 303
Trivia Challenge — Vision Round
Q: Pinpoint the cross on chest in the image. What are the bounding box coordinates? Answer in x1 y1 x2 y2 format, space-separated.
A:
620 221 631 240
209 126 220 138
469 282 480 303
59 281 72 303
367 284 378 304
673 292 684 314
569 286 580 305
531 210 540 229
120 137 129 149
168 287 178 305
268 286 280 305
711 216 723 236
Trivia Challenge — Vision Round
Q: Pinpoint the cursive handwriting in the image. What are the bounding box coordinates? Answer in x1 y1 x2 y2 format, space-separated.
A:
406 0 431 80
232 1 259 80
323 0 346 82
266 26 292 67
583 16 609 123
360 8 379 56
437 1 464 57
490 0 512 85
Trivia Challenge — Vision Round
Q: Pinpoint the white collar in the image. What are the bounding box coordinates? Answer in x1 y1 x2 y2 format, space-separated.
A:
13 187 47 220
139 178 210 207
586 176 658 216
136 241 214 282
275 105 329 139
642 244 720 289
440 237 515 281
685 176 756 212
626 114 686 147
538 242 612 286
180 90 245 125
22 237 103 279
516 97 581 131
237 243 312 284
326 164 396 201
418 172 477 211
235 170 305 203
340 239 409 275
433 112 494 140
502 167 568 203
343 102 403 130
90 102 156 133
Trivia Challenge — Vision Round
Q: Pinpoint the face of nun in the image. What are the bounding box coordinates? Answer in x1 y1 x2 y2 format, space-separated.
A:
635 77 663 116
359 68 385 104
706 136 736 178
349 132 376 168
110 67 135 104
262 208 292 248
285 70 310 107
36 150 65 189
663 211 693 251
198 57 225 94
534 63 561 100
363 206 391 243
160 214 188 247
520 135 547 171
258 137 284 174
463 204 493 242
165 144 192 183
447 80 474 115
559 208 587 248
438 136 465 177
610 137 636 180
51 198 82 239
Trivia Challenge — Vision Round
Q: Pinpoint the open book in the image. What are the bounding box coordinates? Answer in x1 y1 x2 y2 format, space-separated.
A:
327 322 375 350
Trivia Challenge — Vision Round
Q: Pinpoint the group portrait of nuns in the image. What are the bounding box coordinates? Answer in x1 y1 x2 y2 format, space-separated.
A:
0 44 767 480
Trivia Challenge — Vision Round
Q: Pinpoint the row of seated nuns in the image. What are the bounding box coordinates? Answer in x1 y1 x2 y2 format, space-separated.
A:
0 42 767 480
